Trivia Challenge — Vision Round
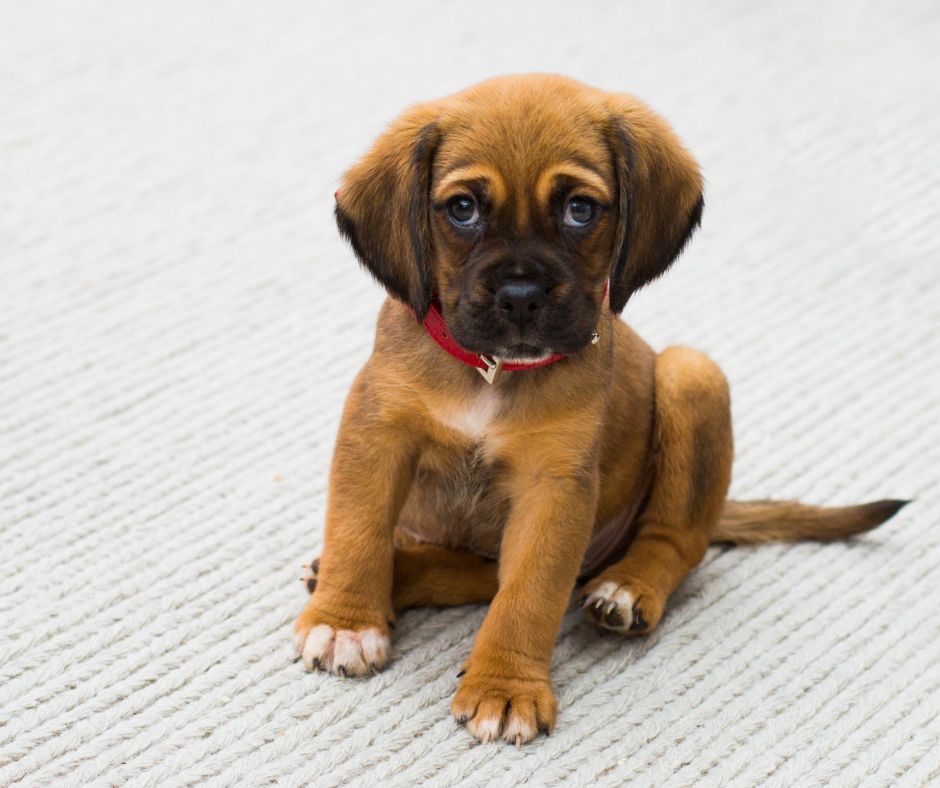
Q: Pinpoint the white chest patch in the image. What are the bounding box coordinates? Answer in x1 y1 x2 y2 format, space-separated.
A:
438 387 500 440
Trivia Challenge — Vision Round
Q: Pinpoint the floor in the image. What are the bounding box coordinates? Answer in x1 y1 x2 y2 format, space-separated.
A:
1 2 938 785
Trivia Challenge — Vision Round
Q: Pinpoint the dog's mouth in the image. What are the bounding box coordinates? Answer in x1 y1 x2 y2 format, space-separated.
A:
494 342 552 363
450 320 598 360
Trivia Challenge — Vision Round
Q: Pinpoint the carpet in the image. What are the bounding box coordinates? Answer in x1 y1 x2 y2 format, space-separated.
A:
2 2 938 785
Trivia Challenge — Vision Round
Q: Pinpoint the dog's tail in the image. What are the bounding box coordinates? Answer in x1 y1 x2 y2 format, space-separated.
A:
711 498 910 545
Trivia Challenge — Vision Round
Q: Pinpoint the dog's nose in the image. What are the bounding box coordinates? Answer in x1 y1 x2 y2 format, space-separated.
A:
495 280 547 330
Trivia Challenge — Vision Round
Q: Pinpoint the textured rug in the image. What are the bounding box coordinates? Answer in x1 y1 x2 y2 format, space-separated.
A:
2 2 939 785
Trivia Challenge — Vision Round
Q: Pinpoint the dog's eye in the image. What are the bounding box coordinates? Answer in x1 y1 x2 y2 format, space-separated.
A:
563 197 597 227
447 195 480 227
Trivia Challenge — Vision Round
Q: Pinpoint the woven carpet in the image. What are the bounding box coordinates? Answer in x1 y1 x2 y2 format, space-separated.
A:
2 2 938 785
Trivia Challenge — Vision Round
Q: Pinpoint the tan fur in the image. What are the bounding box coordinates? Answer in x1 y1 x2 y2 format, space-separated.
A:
714 499 909 544
294 74 906 744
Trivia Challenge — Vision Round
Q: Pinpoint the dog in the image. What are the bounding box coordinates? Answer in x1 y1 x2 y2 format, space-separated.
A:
293 74 907 745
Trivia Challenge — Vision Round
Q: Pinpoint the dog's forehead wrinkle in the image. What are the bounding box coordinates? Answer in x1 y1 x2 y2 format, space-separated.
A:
439 97 606 180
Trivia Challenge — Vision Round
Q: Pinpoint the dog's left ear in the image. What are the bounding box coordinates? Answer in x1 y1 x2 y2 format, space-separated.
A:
604 95 704 313
334 103 441 320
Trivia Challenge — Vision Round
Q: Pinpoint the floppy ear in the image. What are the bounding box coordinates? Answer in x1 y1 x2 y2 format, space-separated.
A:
605 95 704 313
334 104 441 320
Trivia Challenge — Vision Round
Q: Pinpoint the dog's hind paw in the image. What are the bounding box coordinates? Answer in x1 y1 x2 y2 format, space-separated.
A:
579 579 661 634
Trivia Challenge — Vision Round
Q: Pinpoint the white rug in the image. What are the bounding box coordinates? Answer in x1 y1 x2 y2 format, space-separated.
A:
2 2 938 785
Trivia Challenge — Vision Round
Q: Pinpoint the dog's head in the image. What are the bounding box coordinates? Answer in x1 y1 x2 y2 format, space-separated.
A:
335 74 703 359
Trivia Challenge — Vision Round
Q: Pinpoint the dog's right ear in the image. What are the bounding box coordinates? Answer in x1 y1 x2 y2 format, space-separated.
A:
335 103 441 321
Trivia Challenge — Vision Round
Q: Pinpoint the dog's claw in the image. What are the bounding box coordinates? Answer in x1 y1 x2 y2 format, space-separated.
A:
630 608 648 631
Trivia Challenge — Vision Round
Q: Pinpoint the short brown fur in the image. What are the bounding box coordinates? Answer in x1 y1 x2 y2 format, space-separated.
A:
295 75 907 745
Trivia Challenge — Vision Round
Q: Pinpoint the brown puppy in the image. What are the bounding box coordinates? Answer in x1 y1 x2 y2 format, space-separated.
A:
293 74 907 745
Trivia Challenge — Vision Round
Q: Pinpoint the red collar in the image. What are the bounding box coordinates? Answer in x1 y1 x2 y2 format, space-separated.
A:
422 301 566 383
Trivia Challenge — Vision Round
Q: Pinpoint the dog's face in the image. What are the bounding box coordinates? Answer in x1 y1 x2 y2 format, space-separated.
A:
426 89 618 359
335 75 704 358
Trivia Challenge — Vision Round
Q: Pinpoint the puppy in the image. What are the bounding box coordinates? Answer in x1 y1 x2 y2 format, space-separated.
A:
294 74 907 745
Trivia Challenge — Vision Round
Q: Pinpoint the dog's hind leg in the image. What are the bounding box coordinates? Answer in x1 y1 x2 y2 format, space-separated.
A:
581 346 733 634
303 541 498 611
393 542 499 609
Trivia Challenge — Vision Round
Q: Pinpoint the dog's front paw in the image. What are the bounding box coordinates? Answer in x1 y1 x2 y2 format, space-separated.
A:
451 663 556 745
293 598 390 676
579 578 663 634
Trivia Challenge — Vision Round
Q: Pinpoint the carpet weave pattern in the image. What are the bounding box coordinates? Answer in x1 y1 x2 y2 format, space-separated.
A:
2 2 938 785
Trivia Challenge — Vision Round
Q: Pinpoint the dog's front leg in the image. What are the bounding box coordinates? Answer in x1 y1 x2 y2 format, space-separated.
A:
452 447 598 745
293 369 419 676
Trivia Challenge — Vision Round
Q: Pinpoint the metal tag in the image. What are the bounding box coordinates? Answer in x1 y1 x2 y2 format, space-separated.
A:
477 355 502 384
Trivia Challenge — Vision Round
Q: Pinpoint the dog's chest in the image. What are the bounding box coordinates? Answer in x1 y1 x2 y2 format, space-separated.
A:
436 387 501 444
397 389 509 557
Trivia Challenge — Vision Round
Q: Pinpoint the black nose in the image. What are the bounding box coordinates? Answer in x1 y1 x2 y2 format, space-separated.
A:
495 280 547 330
